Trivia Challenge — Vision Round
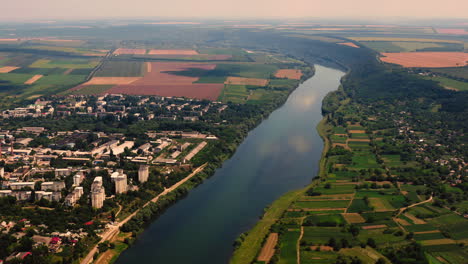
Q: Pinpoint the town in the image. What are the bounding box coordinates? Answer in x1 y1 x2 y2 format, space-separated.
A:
0 93 227 262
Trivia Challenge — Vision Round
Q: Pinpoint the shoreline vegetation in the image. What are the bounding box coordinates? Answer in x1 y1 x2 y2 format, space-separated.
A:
230 36 468 263
84 65 316 264
229 75 341 264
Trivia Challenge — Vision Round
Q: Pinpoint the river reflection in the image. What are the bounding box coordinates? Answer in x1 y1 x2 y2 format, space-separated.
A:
116 65 345 264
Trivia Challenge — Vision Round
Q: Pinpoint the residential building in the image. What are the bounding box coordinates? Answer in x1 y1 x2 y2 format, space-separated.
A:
111 170 127 194
91 177 105 209
138 165 149 183
10 182 35 190
41 181 65 192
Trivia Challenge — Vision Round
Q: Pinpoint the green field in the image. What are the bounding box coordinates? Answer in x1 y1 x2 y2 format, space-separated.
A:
11 67 68 75
425 76 468 91
302 226 353 244
348 199 372 213
304 214 345 226
361 41 404 52
230 189 303 264
349 153 379 169
429 67 468 79
94 60 145 77
301 251 337 264
428 214 468 239
331 134 347 144
30 59 99 69
66 85 113 95
0 73 34 84
218 84 248 103
314 184 356 195
278 230 299 264
294 200 350 209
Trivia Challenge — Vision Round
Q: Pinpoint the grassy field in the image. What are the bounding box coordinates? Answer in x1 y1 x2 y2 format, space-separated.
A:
349 37 462 44
302 226 353 244
0 73 34 83
428 67 468 79
348 199 372 213
11 67 68 75
230 189 304 264
95 60 145 77
30 59 99 69
218 84 247 103
278 230 300 264
294 200 350 209
66 85 113 95
361 41 404 52
424 76 468 91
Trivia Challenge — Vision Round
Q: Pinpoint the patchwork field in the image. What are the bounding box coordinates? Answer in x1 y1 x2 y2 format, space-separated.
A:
380 52 468 68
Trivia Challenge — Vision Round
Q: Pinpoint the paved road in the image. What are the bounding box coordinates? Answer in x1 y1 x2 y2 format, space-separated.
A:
80 163 207 264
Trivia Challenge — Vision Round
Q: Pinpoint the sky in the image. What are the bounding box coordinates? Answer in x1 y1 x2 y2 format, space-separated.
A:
2 0 468 20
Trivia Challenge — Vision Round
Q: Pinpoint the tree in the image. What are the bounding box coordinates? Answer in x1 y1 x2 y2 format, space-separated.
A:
367 238 376 248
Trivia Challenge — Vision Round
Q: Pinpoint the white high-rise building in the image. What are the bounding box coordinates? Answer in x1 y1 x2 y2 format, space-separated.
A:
138 165 149 183
111 169 127 194
91 177 105 209
73 172 84 186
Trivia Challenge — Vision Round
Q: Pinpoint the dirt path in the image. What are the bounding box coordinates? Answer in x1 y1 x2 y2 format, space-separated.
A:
80 163 207 264
257 233 278 262
396 195 433 217
296 217 305 264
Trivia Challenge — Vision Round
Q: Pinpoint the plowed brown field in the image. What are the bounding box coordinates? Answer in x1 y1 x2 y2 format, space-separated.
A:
338 42 360 48
105 62 223 100
274 69 303 80
84 77 141 85
380 52 468 68
0 66 20 73
24 75 43 84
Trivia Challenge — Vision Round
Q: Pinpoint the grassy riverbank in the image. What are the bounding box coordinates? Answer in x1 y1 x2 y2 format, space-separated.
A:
229 88 337 264
87 65 316 264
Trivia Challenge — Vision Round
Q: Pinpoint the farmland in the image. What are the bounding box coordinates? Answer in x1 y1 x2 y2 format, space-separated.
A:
233 63 468 263
380 52 468 68
66 48 310 102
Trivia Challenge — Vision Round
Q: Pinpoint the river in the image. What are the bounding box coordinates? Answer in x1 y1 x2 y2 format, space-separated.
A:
116 65 345 264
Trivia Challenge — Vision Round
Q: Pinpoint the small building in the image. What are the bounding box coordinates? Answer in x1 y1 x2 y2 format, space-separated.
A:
10 182 35 191
41 181 65 192
65 187 83 207
54 168 72 178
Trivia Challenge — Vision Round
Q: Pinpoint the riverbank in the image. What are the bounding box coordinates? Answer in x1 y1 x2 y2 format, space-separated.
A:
229 101 336 264
83 65 317 264
115 65 344 264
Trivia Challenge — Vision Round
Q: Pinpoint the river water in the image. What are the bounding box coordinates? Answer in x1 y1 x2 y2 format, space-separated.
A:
116 65 345 264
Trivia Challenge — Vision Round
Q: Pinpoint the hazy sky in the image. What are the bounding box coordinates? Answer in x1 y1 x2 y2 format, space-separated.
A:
3 0 468 20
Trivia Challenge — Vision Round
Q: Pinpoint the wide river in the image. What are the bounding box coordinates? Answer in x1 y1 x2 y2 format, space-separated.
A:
116 65 345 264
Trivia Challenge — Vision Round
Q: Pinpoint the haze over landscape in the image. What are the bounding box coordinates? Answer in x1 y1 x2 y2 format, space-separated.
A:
0 1 468 264
2 0 468 20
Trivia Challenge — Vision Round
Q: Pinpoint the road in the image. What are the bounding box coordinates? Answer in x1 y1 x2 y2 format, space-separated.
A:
396 195 433 217
80 163 207 264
